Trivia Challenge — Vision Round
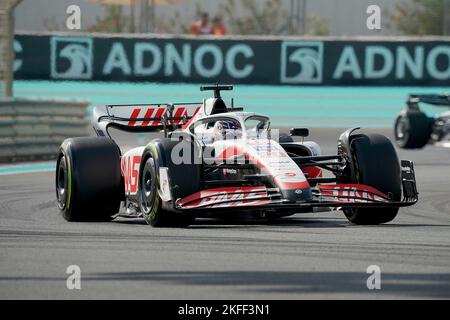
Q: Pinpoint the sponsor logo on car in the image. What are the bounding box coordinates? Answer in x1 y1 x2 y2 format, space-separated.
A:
198 191 268 208
285 172 297 177
178 187 269 209
121 155 141 194
127 106 192 126
320 186 389 203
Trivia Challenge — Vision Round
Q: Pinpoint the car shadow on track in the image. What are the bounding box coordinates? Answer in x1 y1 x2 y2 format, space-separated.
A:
112 214 351 228
2 271 448 298
83 271 450 298
112 215 449 229
191 217 349 228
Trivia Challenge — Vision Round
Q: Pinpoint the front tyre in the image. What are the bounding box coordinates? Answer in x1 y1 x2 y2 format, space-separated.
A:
394 110 431 149
344 134 401 225
139 155 171 227
138 140 198 227
56 137 122 222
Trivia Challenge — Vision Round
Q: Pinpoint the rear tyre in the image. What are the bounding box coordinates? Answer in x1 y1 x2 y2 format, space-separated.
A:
138 139 199 227
394 110 431 149
56 137 122 222
343 134 401 225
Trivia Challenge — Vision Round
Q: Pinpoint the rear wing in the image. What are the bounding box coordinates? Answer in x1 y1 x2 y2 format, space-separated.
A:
92 103 202 137
408 94 450 108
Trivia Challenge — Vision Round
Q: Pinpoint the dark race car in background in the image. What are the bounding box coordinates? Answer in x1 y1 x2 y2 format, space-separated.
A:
55 85 418 227
394 94 450 149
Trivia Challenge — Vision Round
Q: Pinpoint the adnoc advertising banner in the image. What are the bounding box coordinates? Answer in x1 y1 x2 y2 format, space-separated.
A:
12 33 450 86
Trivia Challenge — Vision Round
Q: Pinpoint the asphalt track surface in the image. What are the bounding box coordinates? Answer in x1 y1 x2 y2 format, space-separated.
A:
0 128 449 299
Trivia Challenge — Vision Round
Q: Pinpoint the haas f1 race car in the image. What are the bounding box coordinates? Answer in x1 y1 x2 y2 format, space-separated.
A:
56 85 418 227
395 94 450 149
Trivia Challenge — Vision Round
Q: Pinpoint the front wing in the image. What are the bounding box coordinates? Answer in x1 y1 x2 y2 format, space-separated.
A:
175 160 418 211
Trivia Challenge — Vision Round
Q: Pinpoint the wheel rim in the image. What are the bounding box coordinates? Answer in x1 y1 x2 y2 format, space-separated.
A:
140 157 157 215
56 156 67 210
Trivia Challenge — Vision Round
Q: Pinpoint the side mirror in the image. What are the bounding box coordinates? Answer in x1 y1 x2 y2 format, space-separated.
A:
290 128 309 137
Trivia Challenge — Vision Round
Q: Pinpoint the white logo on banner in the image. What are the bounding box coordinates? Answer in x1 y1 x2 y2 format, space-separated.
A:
332 45 450 80
51 37 93 79
0 40 22 72
101 42 254 79
280 41 324 83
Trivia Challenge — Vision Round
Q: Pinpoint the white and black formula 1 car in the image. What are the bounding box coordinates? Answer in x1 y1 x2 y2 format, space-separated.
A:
394 94 450 149
56 85 418 227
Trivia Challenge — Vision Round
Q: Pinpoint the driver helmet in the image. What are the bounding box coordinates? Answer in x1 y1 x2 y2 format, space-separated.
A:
213 120 242 140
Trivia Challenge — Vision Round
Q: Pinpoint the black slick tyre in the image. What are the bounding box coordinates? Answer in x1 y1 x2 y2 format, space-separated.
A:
138 138 200 227
344 134 401 225
394 110 431 149
56 137 123 222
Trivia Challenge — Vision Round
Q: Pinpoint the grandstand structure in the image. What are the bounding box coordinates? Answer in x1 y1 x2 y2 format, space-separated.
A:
0 0 21 98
